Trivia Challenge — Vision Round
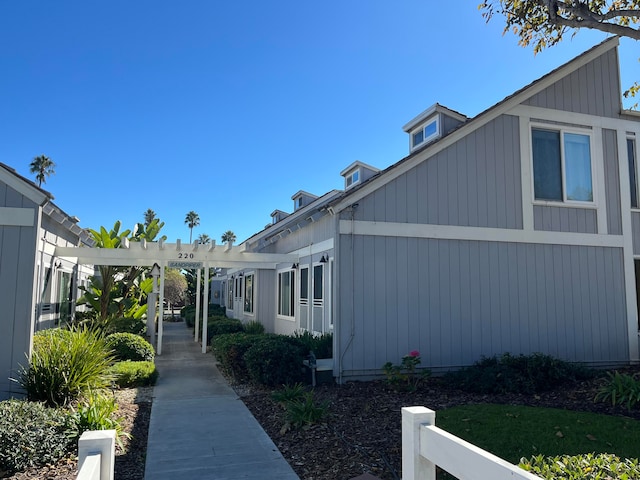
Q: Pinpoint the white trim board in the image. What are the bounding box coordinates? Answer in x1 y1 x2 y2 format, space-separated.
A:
339 220 624 248
0 207 35 226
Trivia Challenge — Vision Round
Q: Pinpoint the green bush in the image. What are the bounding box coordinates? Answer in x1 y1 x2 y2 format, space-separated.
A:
285 392 330 429
244 321 265 335
0 400 74 475
104 316 147 336
291 331 333 358
109 361 158 388
443 352 594 394
211 333 264 380
244 336 305 387
68 391 129 448
206 318 243 344
106 332 155 362
17 328 114 407
182 304 226 328
595 371 640 409
520 453 640 479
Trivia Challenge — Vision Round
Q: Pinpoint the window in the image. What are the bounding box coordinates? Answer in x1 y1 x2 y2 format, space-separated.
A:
345 169 360 188
278 270 295 317
411 118 439 149
313 264 323 301
629 138 638 208
532 127 593 203
227 281 233 309
244 273 254 314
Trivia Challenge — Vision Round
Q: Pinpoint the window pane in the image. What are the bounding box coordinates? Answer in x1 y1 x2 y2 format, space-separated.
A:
532 129 563 201
244 274 253 313
300 267 309 300
413 130 424 146
629 139 638 208
564 133 592 201
313 265 323 300
352 170 359 183
424 120 437 138
278 271 294 317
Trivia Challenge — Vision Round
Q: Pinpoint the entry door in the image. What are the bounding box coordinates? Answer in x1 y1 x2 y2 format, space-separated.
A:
299 267 310 330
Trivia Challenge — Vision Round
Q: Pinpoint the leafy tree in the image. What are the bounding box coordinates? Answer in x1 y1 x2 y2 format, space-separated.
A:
143 208 156 226
163 268 187 310
221 230 236 244
197 233 211 244
480 1 640 99
29 154 55 187
184 211 200 243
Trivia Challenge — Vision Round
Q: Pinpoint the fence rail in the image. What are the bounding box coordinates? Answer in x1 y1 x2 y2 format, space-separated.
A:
401 406 542 480
76 430 115 480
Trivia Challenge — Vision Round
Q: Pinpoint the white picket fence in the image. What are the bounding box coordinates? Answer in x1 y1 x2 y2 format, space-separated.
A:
76 430 116 480
401 407 543 480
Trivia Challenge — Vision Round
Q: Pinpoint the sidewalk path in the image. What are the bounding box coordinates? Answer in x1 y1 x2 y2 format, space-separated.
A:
144 321 300 479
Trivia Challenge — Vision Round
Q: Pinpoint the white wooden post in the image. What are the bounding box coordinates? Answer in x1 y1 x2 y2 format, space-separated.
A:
78 430 116 480
402 406 436 480
201 266 209 353
194 268 201 342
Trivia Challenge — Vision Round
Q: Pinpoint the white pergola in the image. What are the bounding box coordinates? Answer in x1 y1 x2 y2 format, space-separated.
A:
55 239 297 354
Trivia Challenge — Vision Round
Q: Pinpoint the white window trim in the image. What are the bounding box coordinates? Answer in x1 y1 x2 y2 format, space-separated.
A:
243 271 256 316
345 169 360 188
410 117 439 151
530 122 598 207
627 134 640 211
276 268 296 321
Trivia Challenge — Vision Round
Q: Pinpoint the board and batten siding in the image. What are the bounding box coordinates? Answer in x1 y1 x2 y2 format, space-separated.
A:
523 47 620 119
337 235 628 377
533 206 598 233
356 114 523 230
0 182 39 399
632 212 640 255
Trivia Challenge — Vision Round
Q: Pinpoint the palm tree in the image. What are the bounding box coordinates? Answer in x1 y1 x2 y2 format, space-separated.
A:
221 230 236 245
29 154 56 187
184 211 200 243
197 233 211 244
143 208 156 227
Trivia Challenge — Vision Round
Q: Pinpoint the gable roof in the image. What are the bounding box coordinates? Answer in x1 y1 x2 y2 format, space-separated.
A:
0 162 52 205
328 36 621 214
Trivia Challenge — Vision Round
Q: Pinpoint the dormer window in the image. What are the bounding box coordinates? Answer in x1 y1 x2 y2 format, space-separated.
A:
411 118 439 150
346 169 360 188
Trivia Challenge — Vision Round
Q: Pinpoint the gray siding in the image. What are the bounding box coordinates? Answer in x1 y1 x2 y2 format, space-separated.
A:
0 184 38 399
524 48 621 118
603 128 623 235
533 206 597 233
632 212 640 255
356 114 523 229
337 235 628 378
259 214 334 255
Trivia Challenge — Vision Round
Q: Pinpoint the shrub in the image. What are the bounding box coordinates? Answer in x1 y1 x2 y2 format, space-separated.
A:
443 352 594 394
211 333 264 380
244 321 265 335
109 361 158 388
106 332 155 362
0 400 74 475
383 350 431 391
68 391 129 448
291 331 333 358
206 318 243 344
520 453 640 479
285 392 330 429
104 316 147 336
595 371 640 409
244 336 305 387
271 383 307 407
16 328 114 407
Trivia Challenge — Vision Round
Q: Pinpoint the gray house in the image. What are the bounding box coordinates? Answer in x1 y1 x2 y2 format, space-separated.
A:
229 37 640 381
0 163 92 399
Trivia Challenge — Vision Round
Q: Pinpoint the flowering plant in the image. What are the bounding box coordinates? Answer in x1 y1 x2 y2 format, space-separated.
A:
382 350 431 391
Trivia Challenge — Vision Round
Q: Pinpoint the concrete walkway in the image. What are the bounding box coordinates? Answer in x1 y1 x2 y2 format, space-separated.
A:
144 321 300 480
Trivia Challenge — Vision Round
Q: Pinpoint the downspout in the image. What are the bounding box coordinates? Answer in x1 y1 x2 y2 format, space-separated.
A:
338 203 358 384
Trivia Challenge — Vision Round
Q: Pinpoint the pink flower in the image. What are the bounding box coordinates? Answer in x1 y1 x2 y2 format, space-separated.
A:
409 350 420 357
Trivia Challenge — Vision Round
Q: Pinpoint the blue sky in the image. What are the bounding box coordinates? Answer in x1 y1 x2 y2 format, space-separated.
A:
2 1 639 244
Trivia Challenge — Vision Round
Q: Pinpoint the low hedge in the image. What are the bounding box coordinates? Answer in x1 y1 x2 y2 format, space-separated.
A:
211 333 264 380
104 316 146 336
520 453 640 479
443 352 595 394
106 333 155 362
0 400 74 475
244 336 305 387
109 360 158 388
206 318 243 344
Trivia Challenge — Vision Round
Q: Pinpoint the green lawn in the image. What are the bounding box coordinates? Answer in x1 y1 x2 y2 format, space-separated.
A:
435 404 640 465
